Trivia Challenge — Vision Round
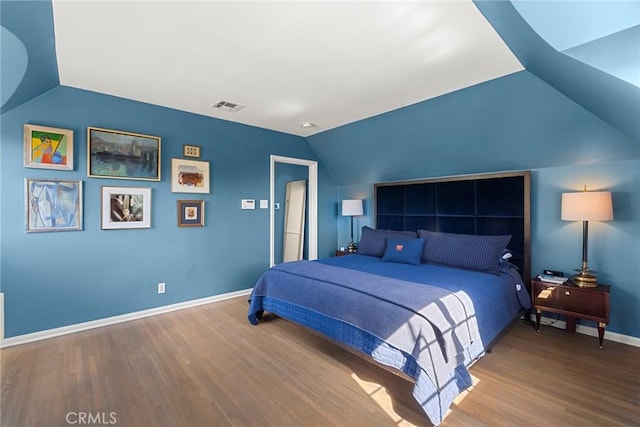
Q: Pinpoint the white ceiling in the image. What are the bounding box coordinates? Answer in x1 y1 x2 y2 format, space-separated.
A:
52 0 523 137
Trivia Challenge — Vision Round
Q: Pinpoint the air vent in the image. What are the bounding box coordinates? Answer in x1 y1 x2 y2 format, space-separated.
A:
211 100 245 113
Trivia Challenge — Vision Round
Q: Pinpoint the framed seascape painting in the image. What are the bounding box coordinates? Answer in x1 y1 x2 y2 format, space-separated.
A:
25 179 83 232
171 158 210 194
101 186 152 230
24 124 74 170
177 200 204 227
88 127 161 181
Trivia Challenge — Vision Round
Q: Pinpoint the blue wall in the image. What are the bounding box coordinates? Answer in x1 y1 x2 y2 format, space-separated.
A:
309 71 638 187
0 86 337 338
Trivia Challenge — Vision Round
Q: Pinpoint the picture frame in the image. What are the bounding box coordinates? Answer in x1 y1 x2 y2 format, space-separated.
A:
101 186 152 230
177 200 205 227
88 127 161 181
171 158 210 194
24 124 74 170
25 178 83 232
183 144 201 158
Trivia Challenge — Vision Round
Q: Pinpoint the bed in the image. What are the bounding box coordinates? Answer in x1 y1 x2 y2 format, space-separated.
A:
248 171 531 425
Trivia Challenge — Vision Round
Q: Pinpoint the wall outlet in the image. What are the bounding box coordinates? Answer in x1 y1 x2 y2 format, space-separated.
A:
157 282 166 294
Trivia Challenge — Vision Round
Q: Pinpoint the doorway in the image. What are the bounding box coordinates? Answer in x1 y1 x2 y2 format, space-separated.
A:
270 155 317 267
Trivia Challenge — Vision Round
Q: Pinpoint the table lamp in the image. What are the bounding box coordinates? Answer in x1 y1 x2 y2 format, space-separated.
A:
561 186 613 287
342 199 363 253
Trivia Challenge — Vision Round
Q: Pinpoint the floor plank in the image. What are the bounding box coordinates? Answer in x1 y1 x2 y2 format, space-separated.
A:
2 296 639 426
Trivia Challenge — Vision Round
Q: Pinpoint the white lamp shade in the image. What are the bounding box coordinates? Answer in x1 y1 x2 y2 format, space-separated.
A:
561 191 613 221
342 199 363 216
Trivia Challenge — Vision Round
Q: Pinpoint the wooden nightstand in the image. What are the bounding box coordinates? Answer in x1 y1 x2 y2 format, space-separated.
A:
531 278 610 347
335 250 351 256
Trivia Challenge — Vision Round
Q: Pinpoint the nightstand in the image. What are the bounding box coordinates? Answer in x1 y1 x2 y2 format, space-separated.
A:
531 278 610 347
335 250 351 256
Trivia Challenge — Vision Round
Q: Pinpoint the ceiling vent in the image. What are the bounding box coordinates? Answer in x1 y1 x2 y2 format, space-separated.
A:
211 100 245 112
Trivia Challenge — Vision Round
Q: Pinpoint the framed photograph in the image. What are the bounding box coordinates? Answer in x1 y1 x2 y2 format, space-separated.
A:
183 144 201 158
24 124 74 170
25 179 83 232
171 158 210 194
88 127 161 181
177 200 205 227
101 186 152 230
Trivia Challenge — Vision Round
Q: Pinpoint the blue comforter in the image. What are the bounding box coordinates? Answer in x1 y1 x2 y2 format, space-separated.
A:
248 255 528 425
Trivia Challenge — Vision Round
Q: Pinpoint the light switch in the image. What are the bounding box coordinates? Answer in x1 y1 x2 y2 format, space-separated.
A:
241 199 255 209
259 200 268 209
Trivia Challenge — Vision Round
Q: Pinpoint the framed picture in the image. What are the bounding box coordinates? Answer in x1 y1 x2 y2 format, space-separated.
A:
24 124 74 170
177 200 205 227
101 186 152 230
88 127 161 181
25 179 83 232
183 144 201 158
171 158 210 194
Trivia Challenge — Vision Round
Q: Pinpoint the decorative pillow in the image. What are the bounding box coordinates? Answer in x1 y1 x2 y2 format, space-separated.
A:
382 238 425 265
357 226 417 257
418 229 511 275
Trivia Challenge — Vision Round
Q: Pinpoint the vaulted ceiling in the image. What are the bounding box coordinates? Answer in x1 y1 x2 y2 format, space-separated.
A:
2 1 639 143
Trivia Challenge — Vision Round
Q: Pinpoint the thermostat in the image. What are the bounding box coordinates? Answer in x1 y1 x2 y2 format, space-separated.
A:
241 199 255 210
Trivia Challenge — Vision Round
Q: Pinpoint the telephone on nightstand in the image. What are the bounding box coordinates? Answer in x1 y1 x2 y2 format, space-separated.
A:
537 269 569 284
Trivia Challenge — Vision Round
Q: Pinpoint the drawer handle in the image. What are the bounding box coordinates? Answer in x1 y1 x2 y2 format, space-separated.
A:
565 290 571 296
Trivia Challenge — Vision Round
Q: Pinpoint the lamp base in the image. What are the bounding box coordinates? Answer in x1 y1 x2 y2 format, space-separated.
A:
346 241 357 253
572 269 599 288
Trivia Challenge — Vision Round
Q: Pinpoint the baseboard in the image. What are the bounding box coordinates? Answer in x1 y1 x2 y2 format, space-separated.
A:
0 288 253 348
530 314 640 348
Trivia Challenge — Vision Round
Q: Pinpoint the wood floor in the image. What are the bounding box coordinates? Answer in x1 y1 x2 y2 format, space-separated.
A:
2 296 639 427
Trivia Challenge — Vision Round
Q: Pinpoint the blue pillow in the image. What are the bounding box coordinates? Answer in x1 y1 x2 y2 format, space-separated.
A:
418 229 511 275
382 238 425 265
357 226 418 257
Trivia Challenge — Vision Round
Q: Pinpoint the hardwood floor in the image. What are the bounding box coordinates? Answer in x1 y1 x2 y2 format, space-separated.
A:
2 296 639 427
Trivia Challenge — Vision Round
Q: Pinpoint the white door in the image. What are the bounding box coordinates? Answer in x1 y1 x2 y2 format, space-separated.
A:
283 179 306 262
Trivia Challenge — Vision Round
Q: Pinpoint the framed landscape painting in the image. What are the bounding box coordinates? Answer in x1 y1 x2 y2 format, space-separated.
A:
24 124 74 170
25 178 83 232
101 186 152 230
88 127 161 181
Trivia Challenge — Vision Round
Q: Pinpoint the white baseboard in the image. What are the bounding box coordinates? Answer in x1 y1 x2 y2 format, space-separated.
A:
531 314 640 348
0 288 253 348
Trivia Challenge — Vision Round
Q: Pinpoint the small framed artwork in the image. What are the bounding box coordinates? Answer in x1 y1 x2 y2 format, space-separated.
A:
183 144 201 158
171 158 210 194
177 200 205 227
101 186 152 230
88 127 161 181
25 178 83 232
24 124 74 170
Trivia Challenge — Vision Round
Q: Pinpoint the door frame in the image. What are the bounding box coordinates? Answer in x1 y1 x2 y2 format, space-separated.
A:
270 155 317 267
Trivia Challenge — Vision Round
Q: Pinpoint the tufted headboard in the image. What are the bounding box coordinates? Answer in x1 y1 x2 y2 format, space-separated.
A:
374 171 531 288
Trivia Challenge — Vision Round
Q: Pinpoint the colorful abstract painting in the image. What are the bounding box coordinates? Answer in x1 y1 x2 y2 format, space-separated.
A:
24 124 74 170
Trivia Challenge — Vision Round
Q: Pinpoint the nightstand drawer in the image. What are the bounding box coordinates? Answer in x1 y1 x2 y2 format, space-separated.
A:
532 280 610 323
532 278 611 347
537 287 606 319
